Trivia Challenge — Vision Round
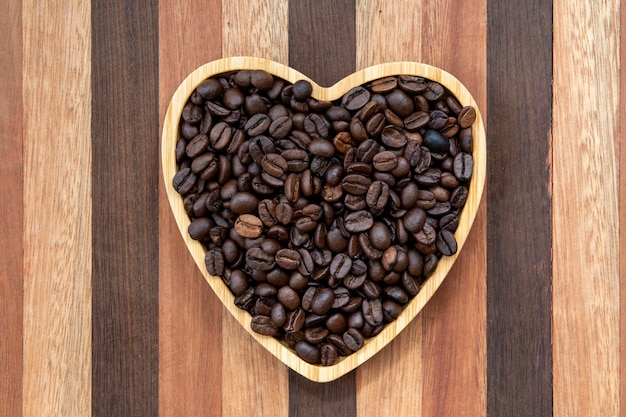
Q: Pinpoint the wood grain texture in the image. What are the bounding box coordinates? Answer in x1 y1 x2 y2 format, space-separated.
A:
621 2 626 414
354 2 424 415
289 0 356 87
419 2 487 417
223 0 289 63
287 1 357 414
158 2 224 417
487 0 553 415
92 1 159 416
22 1 91 416
552 0 620 415
221 2 290 416
0 0 22 415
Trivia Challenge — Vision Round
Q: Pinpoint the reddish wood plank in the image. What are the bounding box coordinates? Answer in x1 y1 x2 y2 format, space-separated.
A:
92 1 159 415
420 2 487 416
22 1 91 415
220 1 290 416
158 2 224 416
0 0 22 415
487 0 553 415
552 1 620 416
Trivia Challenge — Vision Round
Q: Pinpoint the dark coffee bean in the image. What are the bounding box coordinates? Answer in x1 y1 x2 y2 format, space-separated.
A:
311 288 335 315
362 298 383 326
229 270 248 295
369 222 391 250
295 340 320 364
458 106 477 128
271 302 287 327
229 192 259 214
355 139 379 162
344 210 374 233
205 248 225 276
424 253 439 276
343 328 365 352
309 138 336 157
453 152 473 182
382 300 402 322
278 285 301 310
361 280 381 299
245 247 275 271
304 326 329 344
188 217 211 240
328 333 353 356
342 174 371 195
424 81 445 101
365 181 389 215
284 308 305 333
372 151 398 172
268 115 292 139
196 78 223 100
292 79 313 101
298 248 314 276
342 86 370 111
416 168 442 187
275 248 301 270
304 114 330 138
450 185 469 209
344 194 366 211
384 286 409 304
281 148 309 172
333 131 357 153
403 207 426 233
416 190 437 210
423 129 450 154
440 213 459 232
330 253 353 280
428 109 449 130
404 111 430 131
427 201 452 217
386 89 414 117
251 315 279 336
260 153 288 178
436 228 458 256
319 343 339 366
381 126 407 148
401 271 421 296
359 233 383 260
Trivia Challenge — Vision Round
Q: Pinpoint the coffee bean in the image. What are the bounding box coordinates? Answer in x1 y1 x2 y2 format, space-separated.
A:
344 210 374 233
372 151 398 172
403 207 426 233
342 86 370 111
275 248 301 270
245 247 275 271
234 214 264 238
295 340 320 364
453 152 473 182
381 126 407 148
342 174 371 195
251 315 279 336
229 192 259 214
343 328 365 352
386 89 414 117
365 181 389 215
330 253 353 279
436 228 458 256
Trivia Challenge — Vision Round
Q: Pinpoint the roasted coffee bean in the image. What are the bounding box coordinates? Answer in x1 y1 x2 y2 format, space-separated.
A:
319 343 339 366
245 247 275 271
281 148 309 172
278 285 301 310
229 192 259 214
436 228 458 256
453 152 473 182
343 328 365 352
261 153 288 178
403 207 426 233
268 115 292 139
342 86 370 111
369 222 391 250
362 298 384 326
298 249 314 276
205 248 225 276
251 315 279 336
404 111 430 131
330 253 353 280
188 217 212 240
342 174 371 195
366 181 389 214
458 106 477 128
372 151 398 172
344 210 374 233
295 340 320 363
310 288 335 315
234 214 264 238
275 248 301 270
381 126 407 148
386 89 414 117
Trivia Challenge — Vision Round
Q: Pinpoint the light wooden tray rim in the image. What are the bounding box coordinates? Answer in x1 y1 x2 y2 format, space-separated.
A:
162 57 486 383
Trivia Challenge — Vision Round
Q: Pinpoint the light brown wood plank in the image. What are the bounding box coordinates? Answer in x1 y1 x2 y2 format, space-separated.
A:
220 1 289 415
621 0 626 413
22 1 91 415
158 2 224 416
355 2 425 415
0 0 22 415
420 1 487 416
553 0 620 416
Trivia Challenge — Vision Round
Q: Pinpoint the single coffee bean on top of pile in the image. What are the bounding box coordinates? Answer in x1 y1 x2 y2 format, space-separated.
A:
173 69 476 366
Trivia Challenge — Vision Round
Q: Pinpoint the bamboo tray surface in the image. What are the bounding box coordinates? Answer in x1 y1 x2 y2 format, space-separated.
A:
162 57 486 382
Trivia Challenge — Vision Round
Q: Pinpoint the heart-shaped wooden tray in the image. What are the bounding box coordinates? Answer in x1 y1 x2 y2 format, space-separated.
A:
162 57 486 382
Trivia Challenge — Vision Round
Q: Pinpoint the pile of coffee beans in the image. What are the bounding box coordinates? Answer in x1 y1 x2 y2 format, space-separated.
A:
173 69 475 366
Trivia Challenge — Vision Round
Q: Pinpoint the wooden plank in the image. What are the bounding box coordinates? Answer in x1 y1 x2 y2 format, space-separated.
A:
354 2 424 415
419 2 487 417
621 1 626 413
91 1 159 416
289 0 356 87
552 0 620 416
158 2 224 417
288 1 357 415
220 1 290 416
486 0 553 415
0 0 22 415
22 1 91 415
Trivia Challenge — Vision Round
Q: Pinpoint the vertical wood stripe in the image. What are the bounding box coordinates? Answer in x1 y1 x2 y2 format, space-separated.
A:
0 0 22 415
288 1 357 416
221 2 290 416
621 1 626 413
92 1 159 416
22 0 91 416
487 0 553 416
553 0 620 416
419 2 487 416
158 2 224 417
355 2 425 415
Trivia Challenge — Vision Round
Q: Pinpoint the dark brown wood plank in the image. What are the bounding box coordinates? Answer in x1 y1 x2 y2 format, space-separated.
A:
92 1 159 416
486 0 553 416
288 1 357 415
0 0 22 415
288 0 356 87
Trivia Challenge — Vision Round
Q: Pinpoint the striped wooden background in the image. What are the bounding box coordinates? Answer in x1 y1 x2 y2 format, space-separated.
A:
0 0 621 416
